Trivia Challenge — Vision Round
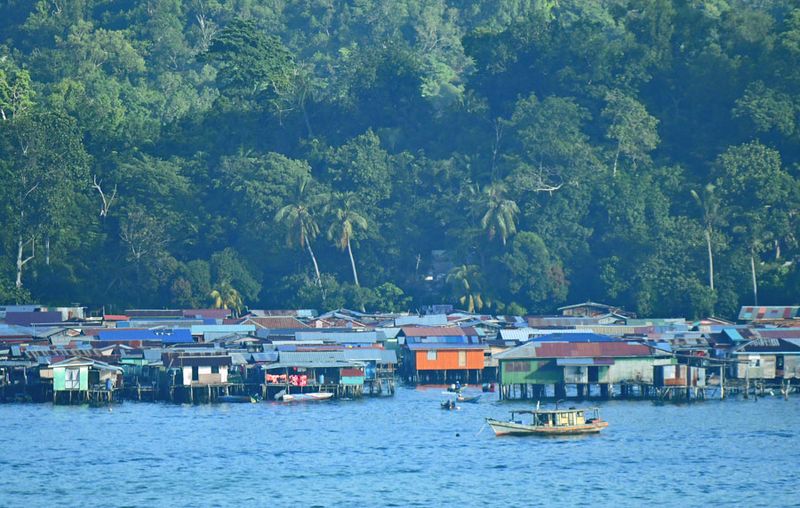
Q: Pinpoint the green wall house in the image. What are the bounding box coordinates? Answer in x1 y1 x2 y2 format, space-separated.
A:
494 333 674 399
49 357 123 404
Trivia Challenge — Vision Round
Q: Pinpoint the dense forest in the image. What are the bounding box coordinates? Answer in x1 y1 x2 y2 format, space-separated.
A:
1 0 799 318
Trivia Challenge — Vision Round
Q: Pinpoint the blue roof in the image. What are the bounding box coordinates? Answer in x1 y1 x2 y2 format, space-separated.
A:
97 329 193 343
532 333 621 343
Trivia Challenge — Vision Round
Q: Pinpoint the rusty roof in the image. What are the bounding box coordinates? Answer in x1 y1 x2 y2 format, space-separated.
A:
496 340 654 360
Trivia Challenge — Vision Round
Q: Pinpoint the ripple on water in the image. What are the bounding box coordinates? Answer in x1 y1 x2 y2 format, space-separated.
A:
1 392 798 505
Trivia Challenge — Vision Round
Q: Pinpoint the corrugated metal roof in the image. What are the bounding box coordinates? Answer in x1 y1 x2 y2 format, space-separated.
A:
340 348 397 363
98 329 193 343
182 309 232 320
738 306 800 321
756 328 800 339
229 352 248 365
250 352 279 363
406 343 486 351
495 340 654 360
400 326 468 337
190 324 256 335
534 333 621 343
527 316 606 327
264 361 360 370
279 351 347 363
294 331 383 343
394 315 449 327
244 316 310 329
4 312 63 326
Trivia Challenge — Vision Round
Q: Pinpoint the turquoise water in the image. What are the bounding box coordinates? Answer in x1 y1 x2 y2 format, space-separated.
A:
0 387 797 507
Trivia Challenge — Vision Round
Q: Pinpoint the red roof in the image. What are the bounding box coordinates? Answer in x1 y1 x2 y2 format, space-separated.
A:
400 326 467 337
103 314 130 321
533 341 652 358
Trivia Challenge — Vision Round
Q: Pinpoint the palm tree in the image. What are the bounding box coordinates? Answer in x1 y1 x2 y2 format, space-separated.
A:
326 193 368 287
209 281 244 317
447 264 487 313
480 182 520 245
691 184 722 292
275 176 323 288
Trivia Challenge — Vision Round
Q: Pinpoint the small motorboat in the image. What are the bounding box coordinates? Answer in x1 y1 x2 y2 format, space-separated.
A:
486 407 608 436
457 394 482 403
280 392 334 402
218 395 258 403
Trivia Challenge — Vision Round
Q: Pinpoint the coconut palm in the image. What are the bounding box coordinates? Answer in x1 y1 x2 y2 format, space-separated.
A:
447 264 487 313
480 182 520 245
274 176 323 288
325 193 368 287
209 281 244 317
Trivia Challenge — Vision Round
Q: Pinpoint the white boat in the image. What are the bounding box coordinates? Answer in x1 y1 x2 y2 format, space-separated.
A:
486 407 608 436
280 392 334 402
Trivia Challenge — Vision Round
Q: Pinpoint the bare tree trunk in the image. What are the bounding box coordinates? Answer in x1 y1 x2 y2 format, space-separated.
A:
16 236 34 289
705 229 714 291
347 239 360 287
304 233 322 288
301 101 314 139
751 253 758 306
612 142 621 177
16 238 23 289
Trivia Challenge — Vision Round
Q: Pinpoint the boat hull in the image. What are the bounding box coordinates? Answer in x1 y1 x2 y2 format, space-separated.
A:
486 418 608 436
457 394 482 403
281 392 334 402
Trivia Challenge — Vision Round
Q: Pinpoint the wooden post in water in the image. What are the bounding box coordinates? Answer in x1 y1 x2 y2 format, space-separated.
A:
720 361 725 400
744 367 750 400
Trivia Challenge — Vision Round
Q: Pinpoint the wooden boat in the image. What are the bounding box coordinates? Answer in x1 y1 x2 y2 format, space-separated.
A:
218 395 258 403
457 393 482 403
486 407 608 436
281 392 334 402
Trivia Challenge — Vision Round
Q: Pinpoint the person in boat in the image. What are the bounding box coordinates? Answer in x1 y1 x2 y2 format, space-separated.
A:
455 380 462 391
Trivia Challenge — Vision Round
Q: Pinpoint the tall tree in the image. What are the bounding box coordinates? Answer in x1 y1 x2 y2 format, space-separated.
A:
480 181 519 245
0 112 89 289
690 183 723 292
274 175 324 289
326 193 368 287
447 264 487 313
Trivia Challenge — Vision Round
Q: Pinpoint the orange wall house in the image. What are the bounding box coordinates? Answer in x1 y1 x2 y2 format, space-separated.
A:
414 349 485 371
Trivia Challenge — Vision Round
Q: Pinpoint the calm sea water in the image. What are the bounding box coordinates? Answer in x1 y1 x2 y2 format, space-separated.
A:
0 387 797 507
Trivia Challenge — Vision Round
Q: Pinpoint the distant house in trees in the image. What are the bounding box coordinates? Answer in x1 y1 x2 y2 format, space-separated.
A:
557 301 635 319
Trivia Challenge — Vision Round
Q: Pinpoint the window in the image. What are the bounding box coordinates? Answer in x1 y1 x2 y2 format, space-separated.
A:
427 350 437 361
505 361 530 373
458 350 467 367
211 365 219 374
191 366 199 381
65 368 79 390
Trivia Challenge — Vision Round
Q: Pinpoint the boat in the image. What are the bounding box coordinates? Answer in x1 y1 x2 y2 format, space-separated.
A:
486 407 608 436
457 394 482 403
218 395 258 403
280 392 334 402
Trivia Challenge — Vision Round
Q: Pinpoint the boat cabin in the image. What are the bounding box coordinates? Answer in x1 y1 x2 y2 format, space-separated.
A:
512 408 599 427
